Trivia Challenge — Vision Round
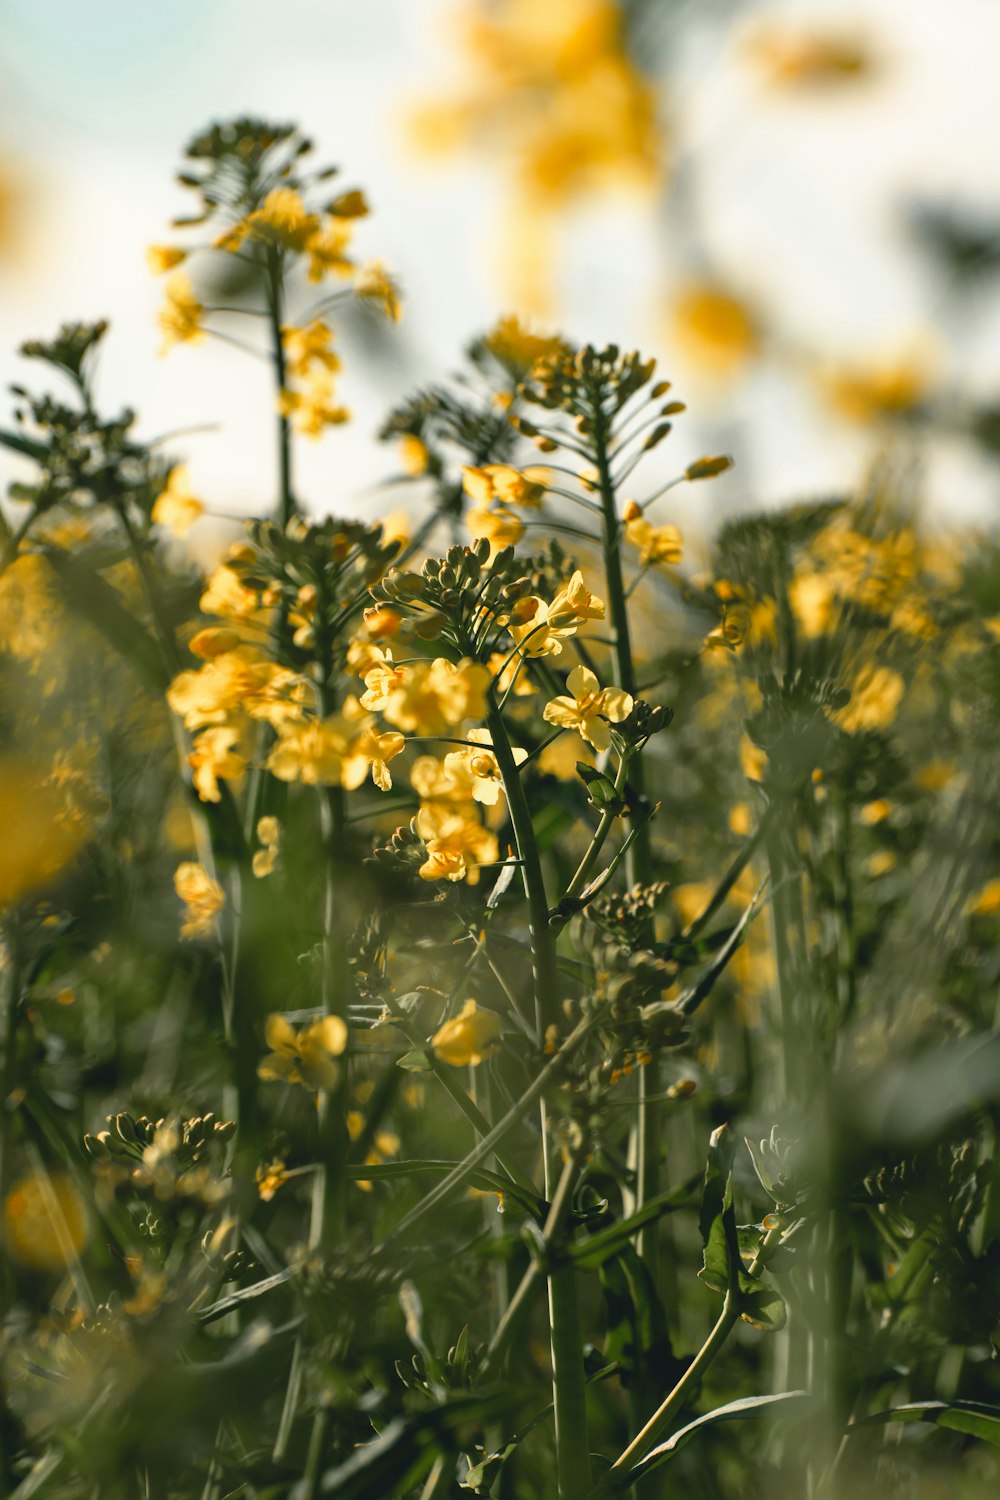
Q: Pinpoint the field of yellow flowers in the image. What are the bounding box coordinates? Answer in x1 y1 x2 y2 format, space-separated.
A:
3 9 1000 1497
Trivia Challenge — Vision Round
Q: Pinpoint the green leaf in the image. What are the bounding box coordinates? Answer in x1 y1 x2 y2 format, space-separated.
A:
698 1124 738 1294
677 884 768 1016
41 544 169 692
347 1158 545 1219
396 1049 432 1072
0 426 49 462
849 1401 1000 1448
626 1391 810 1483
568 1179 698 1270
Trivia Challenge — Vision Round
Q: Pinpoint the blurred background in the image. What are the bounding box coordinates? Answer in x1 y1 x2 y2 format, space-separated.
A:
2 0 1000 538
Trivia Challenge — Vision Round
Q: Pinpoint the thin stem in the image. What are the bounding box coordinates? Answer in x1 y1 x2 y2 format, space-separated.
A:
265 248 296 527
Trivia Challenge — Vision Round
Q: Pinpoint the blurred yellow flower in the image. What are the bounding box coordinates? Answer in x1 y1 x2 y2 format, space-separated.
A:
833 665 905 734
258 1013 347 1090
543 665 633 751
158 271 204 353
354 261 403 322
278 371 350 437
304 220 355 283
672 284 757 377
462 464 548 508
416 803 499 884
0 757 89 910
267 700 403 791
967 879 1000 917
152 465 204 537
821 353 931 425
246 188 319 252
282 320 341 378
381 657 490 736
483 315 567 378
625 517 683 568
146 244 186 275
399 434 430 476
466 502 525 551
189 726 245 804
744 23 876 89
253 815 282 878
174 861 225 940
5 1172 89 1271
431 999 502 1066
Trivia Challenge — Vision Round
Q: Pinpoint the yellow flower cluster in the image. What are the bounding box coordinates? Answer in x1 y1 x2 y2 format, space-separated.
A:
151 465 204 538
278 319 349 438
158 272 204 353
357 652 490 736
462 463 548 553
173 861 225 940
267 698 404 792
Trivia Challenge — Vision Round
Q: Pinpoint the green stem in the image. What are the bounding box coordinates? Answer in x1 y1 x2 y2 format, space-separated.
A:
265 248 296 527
310 782 349 1250
485 699 558 1045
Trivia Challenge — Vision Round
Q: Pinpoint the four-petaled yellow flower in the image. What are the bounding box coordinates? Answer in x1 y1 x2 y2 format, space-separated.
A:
431 999 502 1067
158 271 204 353
543 665 633 751
258 1013 347 1090
510 570 605 657
625 517 683 568
152 465 204 537
174 861 225 940
448 728 528 806
462 464 548 508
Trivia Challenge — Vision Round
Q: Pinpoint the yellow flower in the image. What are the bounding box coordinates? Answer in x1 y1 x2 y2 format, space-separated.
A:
542 665 633 751
200 562 262 620
444 729 527 807
744 24 876 88
483 315 567 378
189 726 245 803
487 650 537 696
258 1013 347 1091
967 879 1000 918
466 502 525 551
253 815 281 878
625 517 683 567
672 283 757 377
0 756 89 910
431 999 502 1066
152 465 204 537
267 699 402 791
256 1159 290 1202
399 434 430 476
740 734 768 783
188 626 244 660
329 189 370 219
282 320 341 378
278 371 350 437
246 188 319 252
411 752 477 807
832 665 905 734
510 570 605 657
146 244 186 275
174 861 225 940
304 219 356 282
382 657 490 736
158 271 204 353
462 464 548 508
354 260 403 321
821 353 931 425
359 648 410 712
859 799 891 827
538 734 593 780
789 570 836 638
5 1172 89 1271
167 649 311 732
416 803 499 884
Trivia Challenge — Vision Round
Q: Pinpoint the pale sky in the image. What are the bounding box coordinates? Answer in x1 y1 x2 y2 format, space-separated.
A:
1 0 999 544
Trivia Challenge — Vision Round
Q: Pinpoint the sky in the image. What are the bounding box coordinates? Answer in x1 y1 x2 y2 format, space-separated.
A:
1 0 999 544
